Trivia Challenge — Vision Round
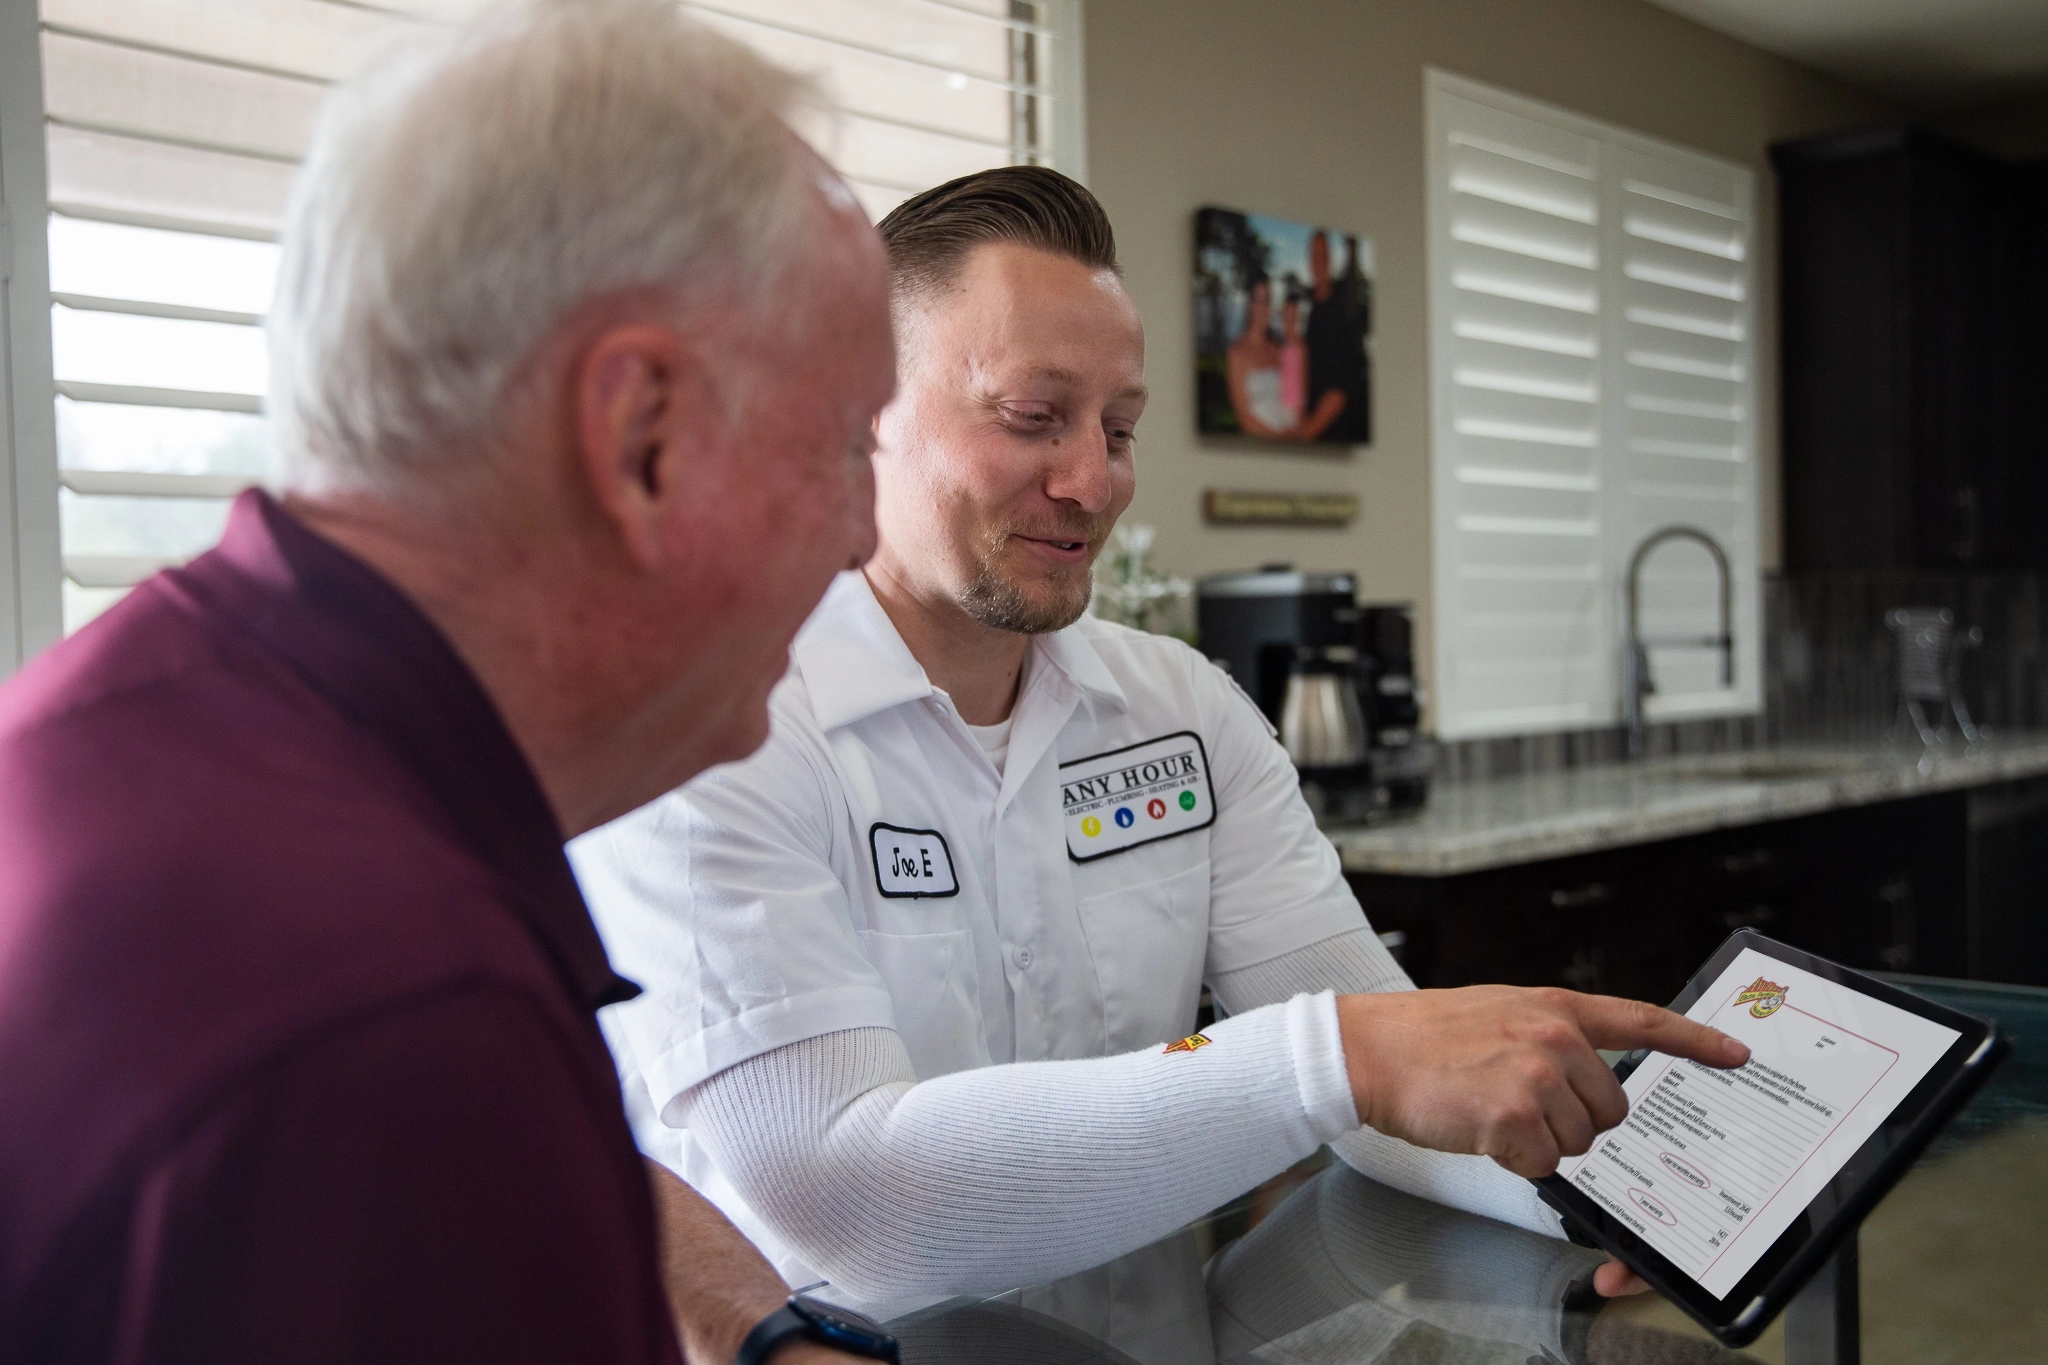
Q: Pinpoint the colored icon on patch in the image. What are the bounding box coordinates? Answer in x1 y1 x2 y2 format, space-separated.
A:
1163 1033 1212 1055
1114 806 1136 828
1080 815 1102 838
1147 798 1167 819
1179 790 1198 811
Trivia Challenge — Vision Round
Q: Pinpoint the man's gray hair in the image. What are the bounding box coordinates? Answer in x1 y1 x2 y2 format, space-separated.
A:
268 0 820 492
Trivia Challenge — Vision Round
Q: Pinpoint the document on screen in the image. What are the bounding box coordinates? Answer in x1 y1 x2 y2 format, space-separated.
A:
1557 946 1960 1298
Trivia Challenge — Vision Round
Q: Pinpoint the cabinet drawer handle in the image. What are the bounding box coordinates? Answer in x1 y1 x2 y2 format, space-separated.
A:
1722 848 1775 875
1549 882 1613 910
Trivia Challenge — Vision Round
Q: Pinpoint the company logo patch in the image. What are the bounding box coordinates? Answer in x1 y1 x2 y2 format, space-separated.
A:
1163 1033 1212 1055
1060 731 1217 862
1735 977 1789 1018
869 823 959 899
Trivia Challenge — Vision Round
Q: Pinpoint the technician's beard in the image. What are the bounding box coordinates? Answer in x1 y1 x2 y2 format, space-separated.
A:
956 519 1103 635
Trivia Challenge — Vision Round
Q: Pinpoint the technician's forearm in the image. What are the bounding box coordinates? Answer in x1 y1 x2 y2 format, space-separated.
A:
1212 928 1564 1237
685 998 1356 1303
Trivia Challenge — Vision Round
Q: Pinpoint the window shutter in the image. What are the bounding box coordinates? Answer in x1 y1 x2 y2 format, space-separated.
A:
1426 71 1758 740
1427 83 1609 737
37 0 1071 633
1603 143 1758 715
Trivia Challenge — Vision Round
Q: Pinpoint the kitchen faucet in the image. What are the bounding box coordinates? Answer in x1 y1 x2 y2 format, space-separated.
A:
1623 525 1733 760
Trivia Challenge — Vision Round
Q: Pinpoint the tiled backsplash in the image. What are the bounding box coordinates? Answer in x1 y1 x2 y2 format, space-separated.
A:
1764 572 2048 743
1434 572 2048 783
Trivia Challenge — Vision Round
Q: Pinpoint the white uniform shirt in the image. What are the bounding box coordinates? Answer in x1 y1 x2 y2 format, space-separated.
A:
571 570 1368 1275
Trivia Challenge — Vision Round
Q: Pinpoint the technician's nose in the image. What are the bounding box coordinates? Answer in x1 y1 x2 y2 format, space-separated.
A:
1043 426 1113 514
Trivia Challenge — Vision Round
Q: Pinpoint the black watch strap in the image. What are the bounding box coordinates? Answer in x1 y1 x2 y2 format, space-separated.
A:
734 1295 900 1365
734 1305 810 1365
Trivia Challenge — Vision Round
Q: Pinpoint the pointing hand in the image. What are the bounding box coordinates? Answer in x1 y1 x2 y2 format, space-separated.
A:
1334 985 1749 1178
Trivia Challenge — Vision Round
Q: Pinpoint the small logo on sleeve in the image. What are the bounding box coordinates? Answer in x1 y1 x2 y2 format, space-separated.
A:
1734 977 1788 1018
1060 731 1217 862
1163 1033 1212 1055
869 823 959 899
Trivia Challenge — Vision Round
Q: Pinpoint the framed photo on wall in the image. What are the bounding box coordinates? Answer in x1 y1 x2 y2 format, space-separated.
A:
1195 207 1373 445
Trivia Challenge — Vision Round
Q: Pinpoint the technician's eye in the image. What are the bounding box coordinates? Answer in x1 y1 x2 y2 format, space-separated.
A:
1000 404 1059 432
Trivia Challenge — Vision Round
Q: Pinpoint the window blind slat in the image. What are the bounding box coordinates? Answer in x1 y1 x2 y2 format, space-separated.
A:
47 126 294 237
51 293 264 327
829 113 1013 191
691 8 1014 140
41 31 322 163
42 0 412 82
63 554 189 588
687 0 1016 82
56 381 264 414
61 469 263 498
49 215 279 314
51 306 269 400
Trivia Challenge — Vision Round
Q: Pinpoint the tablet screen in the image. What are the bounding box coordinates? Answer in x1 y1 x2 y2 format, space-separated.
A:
1556 945 1961 1299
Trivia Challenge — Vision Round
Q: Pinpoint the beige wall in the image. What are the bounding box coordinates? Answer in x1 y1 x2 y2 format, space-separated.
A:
1083 0 1897 692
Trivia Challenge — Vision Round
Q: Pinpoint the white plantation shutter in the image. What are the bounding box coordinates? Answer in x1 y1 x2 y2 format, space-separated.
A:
19 0 1080 639
1425 71 1759 740
1605 145 1759 715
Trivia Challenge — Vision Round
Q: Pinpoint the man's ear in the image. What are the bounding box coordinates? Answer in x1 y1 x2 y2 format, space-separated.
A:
572 323 714 569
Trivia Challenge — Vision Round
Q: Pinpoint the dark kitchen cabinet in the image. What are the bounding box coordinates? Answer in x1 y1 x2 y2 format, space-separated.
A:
1773 127 2048 572
1351 793 1970 1003
1968 775 2048 987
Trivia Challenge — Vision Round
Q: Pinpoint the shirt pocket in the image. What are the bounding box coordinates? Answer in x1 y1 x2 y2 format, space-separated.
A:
854 928 986 1080
1073 859 1211 1053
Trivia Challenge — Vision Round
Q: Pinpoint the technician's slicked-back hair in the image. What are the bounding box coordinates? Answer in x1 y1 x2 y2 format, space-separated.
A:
269 0 823 493
876 166 1118 304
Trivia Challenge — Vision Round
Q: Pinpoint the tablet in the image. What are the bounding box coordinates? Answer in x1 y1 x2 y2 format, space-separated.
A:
1532 929 2006 1347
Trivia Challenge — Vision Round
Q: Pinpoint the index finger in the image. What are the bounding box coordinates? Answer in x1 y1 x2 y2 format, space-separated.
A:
1569 995 1750 1069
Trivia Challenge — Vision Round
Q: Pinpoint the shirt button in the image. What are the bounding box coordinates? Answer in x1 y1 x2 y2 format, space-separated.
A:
1017 949 1034 968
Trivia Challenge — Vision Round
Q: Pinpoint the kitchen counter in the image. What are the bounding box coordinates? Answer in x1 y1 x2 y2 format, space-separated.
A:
1327 735 2048 877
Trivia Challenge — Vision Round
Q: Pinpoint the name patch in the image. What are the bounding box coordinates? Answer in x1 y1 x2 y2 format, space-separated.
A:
1060 731 1216 863
869 823 959 898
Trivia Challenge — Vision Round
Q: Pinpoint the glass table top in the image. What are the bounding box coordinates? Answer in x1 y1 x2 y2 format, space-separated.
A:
884 975 2048 1365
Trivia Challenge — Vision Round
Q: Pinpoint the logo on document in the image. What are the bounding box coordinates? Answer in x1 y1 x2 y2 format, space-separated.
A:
1735 977 1789 1018
1163 1033 1212 1055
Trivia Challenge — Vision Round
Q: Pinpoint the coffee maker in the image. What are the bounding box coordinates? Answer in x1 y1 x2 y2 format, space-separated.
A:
1196 566 1432 818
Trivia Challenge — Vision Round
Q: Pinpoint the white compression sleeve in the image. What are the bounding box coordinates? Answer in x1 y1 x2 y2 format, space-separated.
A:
1208 927 1568 1239
681 995 1357 1303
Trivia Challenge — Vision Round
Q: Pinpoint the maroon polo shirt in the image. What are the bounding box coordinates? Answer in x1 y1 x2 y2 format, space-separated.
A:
0 492 684 1364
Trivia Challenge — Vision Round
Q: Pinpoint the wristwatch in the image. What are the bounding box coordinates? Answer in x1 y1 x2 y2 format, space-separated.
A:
733 1293 900 1364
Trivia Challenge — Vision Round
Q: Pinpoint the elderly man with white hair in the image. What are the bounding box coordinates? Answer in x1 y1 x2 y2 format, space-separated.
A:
0 3 894 1363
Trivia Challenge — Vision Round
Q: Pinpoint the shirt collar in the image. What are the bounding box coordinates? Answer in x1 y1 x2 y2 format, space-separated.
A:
167 490 640 1012
791 569 1129 731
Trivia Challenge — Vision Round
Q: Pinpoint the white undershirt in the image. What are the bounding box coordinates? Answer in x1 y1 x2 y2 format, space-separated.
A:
964 715 1014 774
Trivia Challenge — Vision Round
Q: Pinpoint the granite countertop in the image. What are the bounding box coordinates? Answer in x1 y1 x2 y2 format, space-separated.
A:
1326 734 2048 877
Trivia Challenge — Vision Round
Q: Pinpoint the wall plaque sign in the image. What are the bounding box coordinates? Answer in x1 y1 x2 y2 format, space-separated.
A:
1202 489 1359 527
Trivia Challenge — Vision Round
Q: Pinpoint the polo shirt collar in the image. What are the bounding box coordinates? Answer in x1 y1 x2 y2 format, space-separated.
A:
169 490 639 1012
791 569 1129 731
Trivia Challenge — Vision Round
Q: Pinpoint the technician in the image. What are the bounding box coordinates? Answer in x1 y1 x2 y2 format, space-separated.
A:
571 168 1744 1313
